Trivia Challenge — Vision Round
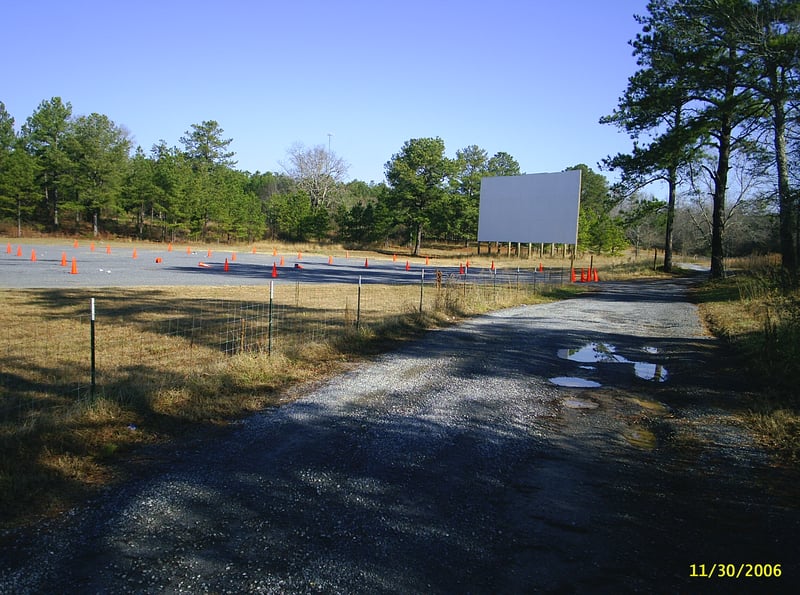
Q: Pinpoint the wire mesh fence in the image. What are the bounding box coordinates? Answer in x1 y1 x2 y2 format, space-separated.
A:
1 269 567 414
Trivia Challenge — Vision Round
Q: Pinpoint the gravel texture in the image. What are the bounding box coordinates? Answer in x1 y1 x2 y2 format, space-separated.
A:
2 277 798 593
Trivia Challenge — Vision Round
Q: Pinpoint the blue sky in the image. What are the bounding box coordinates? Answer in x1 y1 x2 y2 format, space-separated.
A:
3 0 650 186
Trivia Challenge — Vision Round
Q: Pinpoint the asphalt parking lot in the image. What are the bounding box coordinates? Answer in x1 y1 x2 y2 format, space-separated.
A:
1 240 556 289
1 241 446 289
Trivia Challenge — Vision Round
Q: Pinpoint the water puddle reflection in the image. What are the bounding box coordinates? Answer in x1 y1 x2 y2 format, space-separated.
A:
558 342 668 383
634 362 668 382
562 397 600 409
549 377 602 388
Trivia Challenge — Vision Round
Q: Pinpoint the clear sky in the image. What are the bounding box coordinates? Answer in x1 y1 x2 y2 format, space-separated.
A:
3 0 650 186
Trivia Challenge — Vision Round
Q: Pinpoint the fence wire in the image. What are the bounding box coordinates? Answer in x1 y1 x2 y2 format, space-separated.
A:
1 271 565 414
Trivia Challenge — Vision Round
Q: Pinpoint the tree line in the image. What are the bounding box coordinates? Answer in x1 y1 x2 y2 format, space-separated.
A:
0 99 543 252
0 94 782 262
601 0 800 278
0 98 699 260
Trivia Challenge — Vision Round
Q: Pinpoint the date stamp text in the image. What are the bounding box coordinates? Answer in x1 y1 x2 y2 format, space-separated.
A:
689 563 782 579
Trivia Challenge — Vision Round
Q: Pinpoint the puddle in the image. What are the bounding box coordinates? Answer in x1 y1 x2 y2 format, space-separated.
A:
562 397 599 409
558 343 623 364
549 377 602 388
634 362 668 382
558 342 668 383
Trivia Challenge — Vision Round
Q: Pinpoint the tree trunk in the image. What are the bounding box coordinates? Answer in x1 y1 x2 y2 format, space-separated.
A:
45 185 59 229
93 211 99 237
664 165 677 273
772 96 796 276
710 125 730 280
413 224 423 256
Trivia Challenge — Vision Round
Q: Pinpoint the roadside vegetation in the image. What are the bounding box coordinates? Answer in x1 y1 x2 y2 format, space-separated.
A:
691 256 800 463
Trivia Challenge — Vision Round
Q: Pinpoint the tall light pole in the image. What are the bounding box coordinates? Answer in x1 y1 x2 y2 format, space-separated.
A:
327 132 333 153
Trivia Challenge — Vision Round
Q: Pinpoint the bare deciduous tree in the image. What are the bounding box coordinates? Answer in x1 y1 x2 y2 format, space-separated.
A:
281 143 348 208
683 151 775 255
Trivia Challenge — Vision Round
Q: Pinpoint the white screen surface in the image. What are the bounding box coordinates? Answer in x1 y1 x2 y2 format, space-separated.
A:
477 170 581 244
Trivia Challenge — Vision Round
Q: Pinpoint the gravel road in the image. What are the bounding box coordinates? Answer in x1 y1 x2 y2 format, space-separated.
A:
1 277 797 593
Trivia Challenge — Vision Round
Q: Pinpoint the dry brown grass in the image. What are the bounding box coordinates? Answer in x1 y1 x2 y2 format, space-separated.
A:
0 274 580 528
692 265 800 462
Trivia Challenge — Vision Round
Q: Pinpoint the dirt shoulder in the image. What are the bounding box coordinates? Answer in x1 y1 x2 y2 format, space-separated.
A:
1 277 797 593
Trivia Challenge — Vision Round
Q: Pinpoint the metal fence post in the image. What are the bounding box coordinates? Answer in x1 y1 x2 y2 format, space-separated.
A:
356 275 362 331
90 297 96 399
419 269 425 313
268 281 274 356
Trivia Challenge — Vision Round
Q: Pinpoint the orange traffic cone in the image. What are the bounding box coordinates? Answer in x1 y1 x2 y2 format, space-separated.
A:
5 243 10 254
70 258 78 274
106 245 111 254
593 268 599 282
90 242 95 252
393 254 397 262
539 262 543 272
425 256 430 265
132 248 138 259
231 252 236 262
16 245 22 257
224 258 229 272
364 258 369 268
328 255 334 264
61 252 67 266
155 257 163 264
570 268 576 283
168 243 173 252
30 249 37 262
207 249 212 258
297 252 302 260
272 262 278 278
490 260 495 271
272 247 277 256
187 246 192 255
73 240 79 248
405 261 410 271
459 263 465 275
280 255 285 266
